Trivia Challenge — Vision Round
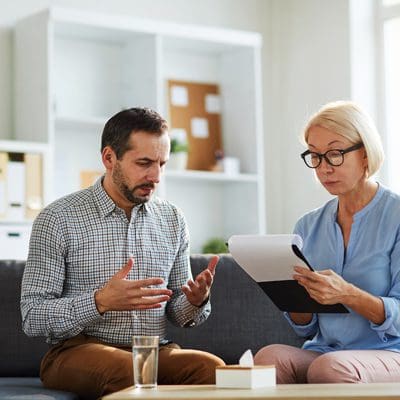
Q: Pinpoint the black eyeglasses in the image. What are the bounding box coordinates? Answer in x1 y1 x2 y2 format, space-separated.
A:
301 143 364 168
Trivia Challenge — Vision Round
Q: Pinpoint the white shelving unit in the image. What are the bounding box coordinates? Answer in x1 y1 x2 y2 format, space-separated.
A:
14 7 265 253
0 140 50 259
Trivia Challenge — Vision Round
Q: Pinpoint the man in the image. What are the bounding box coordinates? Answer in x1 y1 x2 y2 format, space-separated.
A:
21 107 225 400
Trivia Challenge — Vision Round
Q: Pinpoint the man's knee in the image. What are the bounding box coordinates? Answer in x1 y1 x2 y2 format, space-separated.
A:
307 352 360 383
103 355 133 393
189 351 225 384
41 344 133 399
162 349 225 384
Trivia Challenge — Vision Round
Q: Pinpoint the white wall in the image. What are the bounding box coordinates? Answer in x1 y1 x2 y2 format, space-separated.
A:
264 0 379 234
0 0 371 235
265 0 354 233
0 0 268 140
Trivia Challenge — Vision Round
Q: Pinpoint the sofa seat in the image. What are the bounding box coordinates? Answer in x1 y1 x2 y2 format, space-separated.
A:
0 256 303 399
0 377 78 399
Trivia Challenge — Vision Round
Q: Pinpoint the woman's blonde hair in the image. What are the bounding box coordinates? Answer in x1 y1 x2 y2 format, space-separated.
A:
302 101 384 177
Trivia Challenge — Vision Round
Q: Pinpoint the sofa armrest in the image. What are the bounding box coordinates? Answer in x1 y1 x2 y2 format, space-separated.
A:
0 260 49 377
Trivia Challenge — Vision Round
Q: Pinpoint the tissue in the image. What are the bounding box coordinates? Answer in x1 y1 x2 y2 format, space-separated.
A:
215 350 276 388
239 349 254 367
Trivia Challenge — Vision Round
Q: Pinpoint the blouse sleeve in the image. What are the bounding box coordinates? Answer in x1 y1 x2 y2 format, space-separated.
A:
371 230 400 340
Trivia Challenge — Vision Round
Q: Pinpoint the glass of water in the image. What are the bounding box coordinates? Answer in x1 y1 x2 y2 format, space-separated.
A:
132 336 159 389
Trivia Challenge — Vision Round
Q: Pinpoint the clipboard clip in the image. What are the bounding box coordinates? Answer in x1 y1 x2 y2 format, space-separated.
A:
291 244 314 271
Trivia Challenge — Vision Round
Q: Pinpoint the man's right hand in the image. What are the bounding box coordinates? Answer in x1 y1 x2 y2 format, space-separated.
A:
94 258 172 314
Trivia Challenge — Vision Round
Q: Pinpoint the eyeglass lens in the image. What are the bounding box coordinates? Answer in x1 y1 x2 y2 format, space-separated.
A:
306 150 344 167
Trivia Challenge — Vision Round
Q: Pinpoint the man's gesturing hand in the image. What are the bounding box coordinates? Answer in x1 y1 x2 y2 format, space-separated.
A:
182 255 219 307
95 258 172 314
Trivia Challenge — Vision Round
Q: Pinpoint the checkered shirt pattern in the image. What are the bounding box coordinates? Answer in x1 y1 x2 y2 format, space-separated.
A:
21 178 210 345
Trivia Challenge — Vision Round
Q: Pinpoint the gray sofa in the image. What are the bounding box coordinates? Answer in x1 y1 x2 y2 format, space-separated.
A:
0 254 303 399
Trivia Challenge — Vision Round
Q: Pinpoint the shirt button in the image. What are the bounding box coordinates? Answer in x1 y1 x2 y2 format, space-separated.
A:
184 320 196 328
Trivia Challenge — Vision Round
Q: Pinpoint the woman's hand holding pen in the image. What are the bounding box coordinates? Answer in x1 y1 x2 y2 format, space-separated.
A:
293 266 353 305
292 265 386 325
289 266 353 325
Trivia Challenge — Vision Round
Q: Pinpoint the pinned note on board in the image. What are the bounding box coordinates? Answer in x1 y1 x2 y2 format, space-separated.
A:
205 94 221 113
191 117 209 138
170 85 188 107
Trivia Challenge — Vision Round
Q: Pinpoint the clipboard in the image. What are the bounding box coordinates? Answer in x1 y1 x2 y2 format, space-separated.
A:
228 234 348 313
258 280 348 313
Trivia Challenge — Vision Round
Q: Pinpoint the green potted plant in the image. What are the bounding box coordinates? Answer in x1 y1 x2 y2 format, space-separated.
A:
168 137 189 170
202 237 229 254
170 138 188 154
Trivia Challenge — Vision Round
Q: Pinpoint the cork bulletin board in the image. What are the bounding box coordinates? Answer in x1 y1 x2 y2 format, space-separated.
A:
167 80 222 171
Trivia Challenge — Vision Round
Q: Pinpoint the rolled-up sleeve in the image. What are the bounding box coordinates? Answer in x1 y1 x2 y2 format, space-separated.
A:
371 231 400 341
283 312 318 337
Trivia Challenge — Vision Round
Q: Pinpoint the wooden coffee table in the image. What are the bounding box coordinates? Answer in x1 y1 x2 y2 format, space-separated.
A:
102 383 400 400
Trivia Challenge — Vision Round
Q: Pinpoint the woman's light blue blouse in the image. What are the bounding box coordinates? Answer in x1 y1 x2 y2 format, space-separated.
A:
285 184 400 353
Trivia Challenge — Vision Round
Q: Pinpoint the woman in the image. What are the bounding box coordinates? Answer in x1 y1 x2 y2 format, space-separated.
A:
254 101 400 383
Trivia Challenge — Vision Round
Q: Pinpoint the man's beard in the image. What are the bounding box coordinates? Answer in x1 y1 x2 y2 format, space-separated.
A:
112 163 155 205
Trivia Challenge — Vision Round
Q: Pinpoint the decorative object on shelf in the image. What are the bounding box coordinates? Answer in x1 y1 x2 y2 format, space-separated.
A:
209 149 224 172
202 237 229 254
168 80 223 171
222 156 240 175
167 129 189 171
209 150 240 175
80 170 104 189
0 142 47 222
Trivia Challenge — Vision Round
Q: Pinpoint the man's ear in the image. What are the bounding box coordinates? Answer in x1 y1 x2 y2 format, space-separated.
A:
102 147 116 169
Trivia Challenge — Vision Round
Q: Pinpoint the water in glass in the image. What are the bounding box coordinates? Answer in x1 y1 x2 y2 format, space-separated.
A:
132 336 159 389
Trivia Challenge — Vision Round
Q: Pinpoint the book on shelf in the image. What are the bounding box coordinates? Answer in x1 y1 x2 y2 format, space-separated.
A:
0 151 44 221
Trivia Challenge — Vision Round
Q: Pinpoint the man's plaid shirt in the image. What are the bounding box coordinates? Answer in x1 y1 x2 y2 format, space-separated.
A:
21 178 210 345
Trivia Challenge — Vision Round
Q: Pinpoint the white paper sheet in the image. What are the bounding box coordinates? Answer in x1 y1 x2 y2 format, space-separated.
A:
228 234 309 282
170 85 188 106
191 117 209 138
205 94 221 113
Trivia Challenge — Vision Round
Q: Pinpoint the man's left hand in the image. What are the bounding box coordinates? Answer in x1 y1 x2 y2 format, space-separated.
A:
182 255 219 307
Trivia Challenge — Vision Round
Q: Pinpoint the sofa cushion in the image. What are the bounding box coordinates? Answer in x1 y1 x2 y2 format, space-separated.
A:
166 254 304 364
0 261 49 376
0 377 79 400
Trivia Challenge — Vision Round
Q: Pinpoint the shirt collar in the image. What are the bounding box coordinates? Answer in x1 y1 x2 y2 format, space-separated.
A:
330 182 384 222
92 176 116 217
91 176 153 218
353 183 384 220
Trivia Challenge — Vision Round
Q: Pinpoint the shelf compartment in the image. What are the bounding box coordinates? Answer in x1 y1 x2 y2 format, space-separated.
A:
164 169 258 183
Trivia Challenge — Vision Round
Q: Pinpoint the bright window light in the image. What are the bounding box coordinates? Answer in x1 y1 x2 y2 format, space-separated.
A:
383 0 400 5
383 17 400 193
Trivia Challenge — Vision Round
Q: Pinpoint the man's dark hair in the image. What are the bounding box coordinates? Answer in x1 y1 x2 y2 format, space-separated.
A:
101 107 168 159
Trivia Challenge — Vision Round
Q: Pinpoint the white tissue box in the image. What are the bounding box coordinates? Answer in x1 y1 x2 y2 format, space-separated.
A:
216 365 276 388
